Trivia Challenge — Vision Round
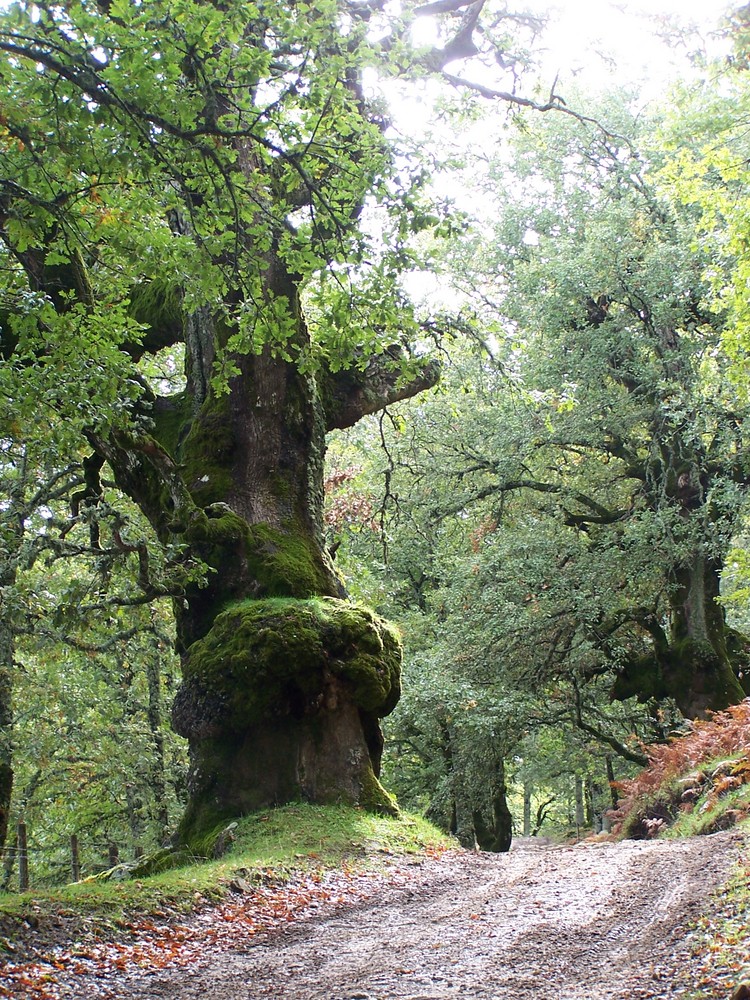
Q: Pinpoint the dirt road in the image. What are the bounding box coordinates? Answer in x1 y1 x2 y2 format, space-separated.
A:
35 829 742 1000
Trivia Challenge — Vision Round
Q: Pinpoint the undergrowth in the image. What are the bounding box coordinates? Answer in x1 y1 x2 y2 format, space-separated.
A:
682 850 750 999
613 700 750 839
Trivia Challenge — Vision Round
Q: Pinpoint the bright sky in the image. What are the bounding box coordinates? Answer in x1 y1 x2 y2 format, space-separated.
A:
389 0 734 308
525 0 731 94
406 0 732 101
387 0 733 148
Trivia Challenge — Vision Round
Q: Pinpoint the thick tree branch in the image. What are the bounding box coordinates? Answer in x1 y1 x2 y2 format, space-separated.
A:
448 473 627 525
424 1 484 70
572 684 649 766
323 350 440 431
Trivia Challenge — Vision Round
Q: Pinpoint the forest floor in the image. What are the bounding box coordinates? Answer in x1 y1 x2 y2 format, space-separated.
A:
1 828 747 1000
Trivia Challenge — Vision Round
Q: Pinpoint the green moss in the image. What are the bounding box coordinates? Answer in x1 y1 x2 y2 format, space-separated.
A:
181 393 235 505
612 639 746 714
665 638 745 713
179 597 401 734
175 796 237 852
129 279 182 339
184 508 331 601
152 392 193 458
246 522 332 597
611 653 667 703
358 768 399 817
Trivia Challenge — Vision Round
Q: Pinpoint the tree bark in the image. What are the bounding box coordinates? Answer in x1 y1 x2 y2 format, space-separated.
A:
472 757 513 853
523 780 532 836
663 554 746 717
611 552 747 718
0 461 24 853
144 636 171 844
98 262 438 845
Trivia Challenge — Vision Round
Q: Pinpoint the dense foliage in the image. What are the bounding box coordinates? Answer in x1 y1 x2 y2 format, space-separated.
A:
324 30 750 841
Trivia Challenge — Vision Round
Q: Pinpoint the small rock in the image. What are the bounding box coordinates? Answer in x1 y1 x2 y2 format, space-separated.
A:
212 822 238 859
228 876 252 894
711 759 737 779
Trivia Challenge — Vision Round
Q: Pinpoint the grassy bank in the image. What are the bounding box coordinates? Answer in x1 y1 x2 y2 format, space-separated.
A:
0 805 452 956
611 700 750 998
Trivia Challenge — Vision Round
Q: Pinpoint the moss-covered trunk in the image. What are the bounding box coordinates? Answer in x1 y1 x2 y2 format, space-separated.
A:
612 552 747 718
472 757 513 853
662 555 746 718
0 501 21 854
0 614 13 854
122 262 408 844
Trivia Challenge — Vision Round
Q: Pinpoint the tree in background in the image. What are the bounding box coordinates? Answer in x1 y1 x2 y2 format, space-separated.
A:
437 92 750 718
324 62 750 836
325 356 677 847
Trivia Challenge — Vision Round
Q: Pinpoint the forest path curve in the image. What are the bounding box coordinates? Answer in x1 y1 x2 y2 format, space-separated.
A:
16 830 746 1000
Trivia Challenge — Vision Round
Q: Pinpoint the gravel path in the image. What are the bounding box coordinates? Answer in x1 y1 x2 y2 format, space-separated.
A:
58 830 742 1000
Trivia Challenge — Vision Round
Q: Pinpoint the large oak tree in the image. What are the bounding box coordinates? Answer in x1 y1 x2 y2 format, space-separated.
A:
0 0 555 844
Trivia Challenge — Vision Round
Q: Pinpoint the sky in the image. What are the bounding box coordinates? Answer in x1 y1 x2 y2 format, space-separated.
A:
406 0 732 102
388 0 734 307
524 0 732 94
385 0 734 151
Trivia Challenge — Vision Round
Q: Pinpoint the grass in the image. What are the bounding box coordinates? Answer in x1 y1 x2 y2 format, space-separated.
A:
0 804 452 930
609 702 750 998
612 700 750 840
664 780 750 840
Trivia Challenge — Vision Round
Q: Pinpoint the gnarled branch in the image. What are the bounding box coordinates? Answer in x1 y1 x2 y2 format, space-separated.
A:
323 350 440 431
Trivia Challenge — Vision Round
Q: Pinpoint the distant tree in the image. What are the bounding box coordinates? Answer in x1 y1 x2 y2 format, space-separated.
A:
325 389 665 847
10 598 185 883
435 93 750 718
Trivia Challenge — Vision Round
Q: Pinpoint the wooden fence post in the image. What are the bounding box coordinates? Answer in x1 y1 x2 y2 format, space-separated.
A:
17 821 28 891
70 834 80 882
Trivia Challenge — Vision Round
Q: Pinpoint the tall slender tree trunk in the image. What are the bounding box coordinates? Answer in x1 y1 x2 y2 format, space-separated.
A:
523 780 532 837
0 457 25 853
144 637 171 844
0 615 13 854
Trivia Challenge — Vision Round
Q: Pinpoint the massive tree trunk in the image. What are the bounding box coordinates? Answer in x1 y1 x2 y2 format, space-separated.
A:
0 0 443 847
661 554 747 718
95 261 438 844
611 467 747 718
472 756 513 853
